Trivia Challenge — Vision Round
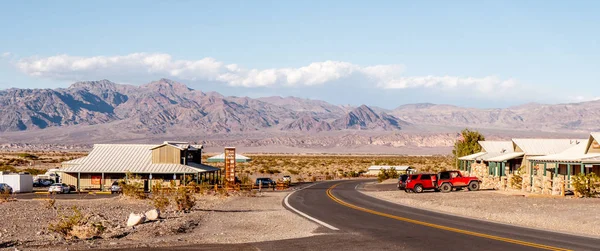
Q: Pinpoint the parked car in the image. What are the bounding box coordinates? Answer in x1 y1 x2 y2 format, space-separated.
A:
0 183 13 194
282 175 292 184
397 174 409 190
48 183 71 194
255 178 276 187
110 181 122 194
33 179 55 187
436 170 481 193
405 173 437 193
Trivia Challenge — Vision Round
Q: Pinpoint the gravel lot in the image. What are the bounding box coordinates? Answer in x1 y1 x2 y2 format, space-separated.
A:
0 191 318 250
362 185 600 238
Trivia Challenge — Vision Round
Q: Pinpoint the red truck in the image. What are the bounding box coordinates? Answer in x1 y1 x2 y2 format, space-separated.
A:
405 170 480 193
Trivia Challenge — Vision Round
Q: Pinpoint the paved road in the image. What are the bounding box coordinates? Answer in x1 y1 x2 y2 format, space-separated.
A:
284 180 600 251
102 180 600 251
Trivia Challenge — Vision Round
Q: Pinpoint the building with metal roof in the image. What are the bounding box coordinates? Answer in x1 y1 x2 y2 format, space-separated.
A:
60 142 220 192
459 138 584 177
479 141 514 153
525 133 600 189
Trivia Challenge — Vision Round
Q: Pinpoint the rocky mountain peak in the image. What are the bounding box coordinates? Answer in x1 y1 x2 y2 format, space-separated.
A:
69 79 118 91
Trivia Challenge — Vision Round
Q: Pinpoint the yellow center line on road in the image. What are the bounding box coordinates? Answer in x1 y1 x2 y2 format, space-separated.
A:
326 183 572 251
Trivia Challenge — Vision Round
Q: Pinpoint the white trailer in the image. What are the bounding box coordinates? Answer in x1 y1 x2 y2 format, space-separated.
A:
0 172 34 193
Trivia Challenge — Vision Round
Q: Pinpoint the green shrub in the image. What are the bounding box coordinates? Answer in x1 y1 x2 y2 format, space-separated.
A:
48 206 105 239
572 173 600 197
18 153 38 159
151 182 171 212
121 172 147 199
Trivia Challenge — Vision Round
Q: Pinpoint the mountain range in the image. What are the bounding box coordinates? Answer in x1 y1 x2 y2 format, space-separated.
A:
0 78 596 152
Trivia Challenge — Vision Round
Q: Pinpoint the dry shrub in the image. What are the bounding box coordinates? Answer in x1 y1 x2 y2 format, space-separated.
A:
510 166 524 189
151 182 171 212
44 197 57 210
121 172 147 199
48 206 105 239
0 188 15 203
175 186 195 213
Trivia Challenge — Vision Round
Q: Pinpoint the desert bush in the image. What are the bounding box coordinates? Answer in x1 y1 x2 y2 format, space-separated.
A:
45 197 57 210
18 153 38 159
22 168 46 176
0 187 14 202
151 182 171 212
377 168 399 182
572 173 600 197
325 175 334 180
287 169 300 175
174 186 195 212
120 173 147 199
0 165 17 173
48 206 105 239
510 166 524 189
311 176 317 182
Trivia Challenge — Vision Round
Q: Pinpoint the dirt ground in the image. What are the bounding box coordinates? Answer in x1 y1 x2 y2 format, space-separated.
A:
0 191 318 250
362 183 600 238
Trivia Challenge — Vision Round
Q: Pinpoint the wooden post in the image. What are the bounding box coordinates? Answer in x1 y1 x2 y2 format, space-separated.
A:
77 172 81 192
101 172 105 191
567 164 571 189
543 163 547 176
554 163 559 178
530 161 534 188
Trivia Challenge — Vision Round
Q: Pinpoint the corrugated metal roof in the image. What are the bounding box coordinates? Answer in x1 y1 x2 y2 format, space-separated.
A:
485 152 525 162
60 144 218 174
458 152 487 160
207 153 251 161
511 138 585 155
476 152 512 161
530 140 600 162
368 165 413 171
479 141 514 153
62 157 87 165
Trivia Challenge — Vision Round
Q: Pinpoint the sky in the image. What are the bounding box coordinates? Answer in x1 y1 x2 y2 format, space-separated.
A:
1 0 599 109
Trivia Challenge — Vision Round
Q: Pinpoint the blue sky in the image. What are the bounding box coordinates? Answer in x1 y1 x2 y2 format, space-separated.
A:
1 0 599 108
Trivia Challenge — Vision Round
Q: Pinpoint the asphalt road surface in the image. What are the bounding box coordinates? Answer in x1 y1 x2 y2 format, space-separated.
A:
104 180 600 251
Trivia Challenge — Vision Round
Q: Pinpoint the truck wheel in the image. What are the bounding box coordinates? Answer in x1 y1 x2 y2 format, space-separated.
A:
440 183 452 193
414 184 423 193
468 181 480 191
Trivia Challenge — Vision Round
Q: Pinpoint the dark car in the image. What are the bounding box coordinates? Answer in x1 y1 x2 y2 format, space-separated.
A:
255 178 276 187
33 179 55 187
0 183 13 194
397 174 409 190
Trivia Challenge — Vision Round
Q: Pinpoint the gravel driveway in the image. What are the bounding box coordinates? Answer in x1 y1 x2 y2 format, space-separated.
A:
362 184 600 238
0 191 318 250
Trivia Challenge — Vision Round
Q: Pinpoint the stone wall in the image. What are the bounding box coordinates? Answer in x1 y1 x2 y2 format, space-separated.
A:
467 162 564 196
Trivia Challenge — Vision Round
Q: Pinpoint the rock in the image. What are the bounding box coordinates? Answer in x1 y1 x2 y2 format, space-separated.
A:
126 213 146 227
145 209 160 221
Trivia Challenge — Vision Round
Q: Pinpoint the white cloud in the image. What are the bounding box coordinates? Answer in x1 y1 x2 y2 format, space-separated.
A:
1 52 11 58
14 53 516 94
568 96 600 102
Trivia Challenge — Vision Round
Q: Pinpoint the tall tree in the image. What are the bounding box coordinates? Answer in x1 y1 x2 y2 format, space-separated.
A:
452 128 485 168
